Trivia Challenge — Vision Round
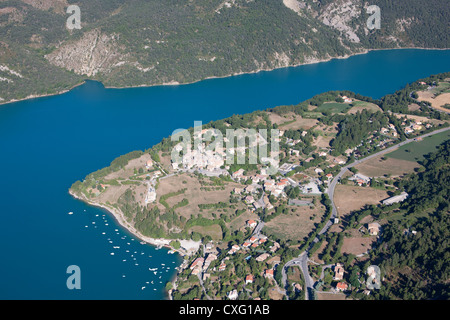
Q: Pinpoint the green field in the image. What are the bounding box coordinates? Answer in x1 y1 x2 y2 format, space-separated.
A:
430 81 450 96
349 101 382 112
315 102 351 114
387 130 450 162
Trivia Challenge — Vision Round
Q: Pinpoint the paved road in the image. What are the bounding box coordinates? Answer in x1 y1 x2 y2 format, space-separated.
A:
282 126 450 299
281 252 314 300
253 221 265 235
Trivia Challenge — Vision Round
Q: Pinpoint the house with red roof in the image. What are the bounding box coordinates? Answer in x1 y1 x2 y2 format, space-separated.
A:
336 282 348 292
264 269 274 279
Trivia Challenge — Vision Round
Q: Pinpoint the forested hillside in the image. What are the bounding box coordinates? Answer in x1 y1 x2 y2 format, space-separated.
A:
353 140 450 300
1 0 449 103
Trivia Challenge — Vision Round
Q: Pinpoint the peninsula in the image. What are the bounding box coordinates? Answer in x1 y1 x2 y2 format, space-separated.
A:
70 72 450 300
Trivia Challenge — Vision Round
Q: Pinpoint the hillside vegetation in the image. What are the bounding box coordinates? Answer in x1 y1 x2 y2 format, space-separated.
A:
1 0 449 103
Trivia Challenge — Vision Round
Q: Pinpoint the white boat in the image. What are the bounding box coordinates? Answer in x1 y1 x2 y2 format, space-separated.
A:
110 253 114 255
68 212 73 215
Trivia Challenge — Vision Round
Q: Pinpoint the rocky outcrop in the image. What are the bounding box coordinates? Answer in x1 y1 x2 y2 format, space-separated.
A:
45 29 127 77
319 0 362 43
282 0 306 15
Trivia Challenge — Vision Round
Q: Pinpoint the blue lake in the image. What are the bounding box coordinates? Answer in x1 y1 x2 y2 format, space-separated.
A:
0 49 449 299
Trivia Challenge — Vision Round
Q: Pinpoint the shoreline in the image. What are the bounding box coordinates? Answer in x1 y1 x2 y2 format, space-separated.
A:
68 189 201 257
0 81 87 107
1 47 449 107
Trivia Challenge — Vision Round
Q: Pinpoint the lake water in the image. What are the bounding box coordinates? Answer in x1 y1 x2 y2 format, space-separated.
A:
0 49 449 299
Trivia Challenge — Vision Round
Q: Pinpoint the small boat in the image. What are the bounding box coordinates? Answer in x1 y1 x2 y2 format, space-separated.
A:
110 253 114 255
68 212 73 215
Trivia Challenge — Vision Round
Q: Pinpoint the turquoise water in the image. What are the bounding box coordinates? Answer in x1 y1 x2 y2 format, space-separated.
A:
0 49 449 299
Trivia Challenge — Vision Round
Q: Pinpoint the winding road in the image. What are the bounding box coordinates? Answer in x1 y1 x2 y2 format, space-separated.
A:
282 126 450 300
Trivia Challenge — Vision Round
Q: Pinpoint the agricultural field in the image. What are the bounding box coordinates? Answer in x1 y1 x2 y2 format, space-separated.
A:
334 185 389 217
387 130 450 162
155 173 244 220
314 102 351 114
354 154 419 177
416 80 450 113
347 101 383 114
316 292 347 300
263 203 325 242
341 235 377 256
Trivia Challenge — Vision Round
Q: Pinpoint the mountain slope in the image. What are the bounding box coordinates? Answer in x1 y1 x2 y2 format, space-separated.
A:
0 0 449 103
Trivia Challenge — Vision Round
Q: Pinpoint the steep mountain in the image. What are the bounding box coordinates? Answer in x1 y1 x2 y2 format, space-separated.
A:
0 0 448 103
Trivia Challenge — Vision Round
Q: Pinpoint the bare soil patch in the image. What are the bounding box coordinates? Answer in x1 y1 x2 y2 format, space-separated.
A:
354 154 419 177
417 91 450 113
264 203 325 241
341 236 376 256
334 185 389 217
317 292 347 300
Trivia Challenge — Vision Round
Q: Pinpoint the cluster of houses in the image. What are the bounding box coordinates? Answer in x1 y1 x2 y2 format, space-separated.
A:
187 219 282 299
401 120 432 135
333 263 349 292
189 252 219 276
232 168 293 209
171 143 225 173
380 123 399 137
